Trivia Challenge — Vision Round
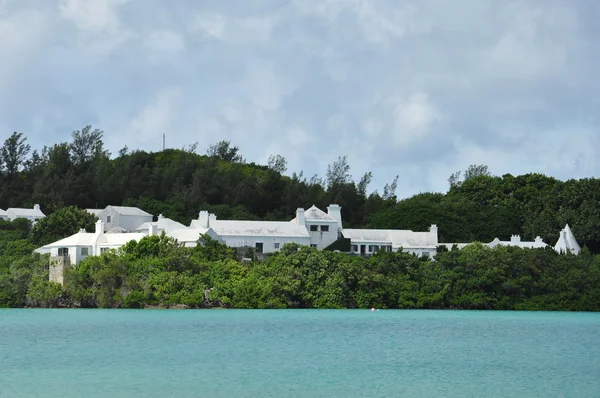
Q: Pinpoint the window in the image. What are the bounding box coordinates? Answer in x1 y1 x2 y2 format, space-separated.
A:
369 245 380 252
310 225 318 231
106 215 111 223
100 248 108 254
58 248 68 256
320 225 329 232
255 242 263 253
274 243 280 250
310 244 317 248
422 252 430 258
81 247 89 256
351 245 358 252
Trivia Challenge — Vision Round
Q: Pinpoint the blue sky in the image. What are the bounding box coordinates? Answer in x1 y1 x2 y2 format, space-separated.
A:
1 0 599 199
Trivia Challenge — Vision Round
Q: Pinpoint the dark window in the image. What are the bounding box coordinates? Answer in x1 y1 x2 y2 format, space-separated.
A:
351 245 358 252
321 225 329 232
274 243 280 250
255 242 264 253
310 244 317 248
81 247 89 256
58 248 68 256
106 216 112 223
310 225 318 231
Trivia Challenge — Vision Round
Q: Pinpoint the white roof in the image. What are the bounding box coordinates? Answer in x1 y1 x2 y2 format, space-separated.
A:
134 217 186 233
106 226 128 234
554 224 581 254
487 237 548 249
343 228 437 249
304 205 335 221
0 209 7 216
86 209 104 216
108 206 153 217
36 231 146 250
168 227 220 243
7 207 45 218
200 220 311 238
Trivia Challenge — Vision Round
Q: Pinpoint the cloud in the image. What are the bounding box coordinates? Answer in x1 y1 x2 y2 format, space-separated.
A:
1 0 599 199
143 30 185 53
58 0 128 33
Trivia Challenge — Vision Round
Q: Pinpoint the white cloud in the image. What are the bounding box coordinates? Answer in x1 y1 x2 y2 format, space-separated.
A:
143 30 185 53
390 93 439 145
58 0 128 33
124 88 182 148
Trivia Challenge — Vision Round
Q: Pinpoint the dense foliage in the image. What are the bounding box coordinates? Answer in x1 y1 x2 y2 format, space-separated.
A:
1 224 598 310
1 125 600 310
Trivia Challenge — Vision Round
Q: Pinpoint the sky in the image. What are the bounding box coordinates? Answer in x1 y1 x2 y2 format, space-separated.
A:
1 0 599 199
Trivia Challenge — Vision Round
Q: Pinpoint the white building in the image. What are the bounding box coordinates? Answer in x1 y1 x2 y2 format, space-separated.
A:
5 204 45 223
191 210 311 253
342 225 439 257
488 235 548 249
35 220 148 285
554 224 581 255
290 205 342 249
0 209 8 221
87 205 154 232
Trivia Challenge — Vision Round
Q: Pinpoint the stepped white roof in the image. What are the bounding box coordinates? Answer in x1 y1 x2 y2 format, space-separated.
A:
35 231 146 251
192 219 311 238
554 224 581 255
342 228 437 249
7 206 45 218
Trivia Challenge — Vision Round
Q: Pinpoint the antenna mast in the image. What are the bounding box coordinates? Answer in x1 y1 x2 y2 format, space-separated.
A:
162 133 165 151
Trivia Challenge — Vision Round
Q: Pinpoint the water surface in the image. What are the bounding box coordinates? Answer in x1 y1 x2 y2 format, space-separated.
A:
1 309 599 397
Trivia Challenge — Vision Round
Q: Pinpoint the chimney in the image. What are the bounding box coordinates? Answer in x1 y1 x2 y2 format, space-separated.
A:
149 222 158 236
209 213 217 224
33 204 40 211
198 211 209 228
327 204 342 230
158 214 164 220
429 224 438 245
511 235 521 243
535 236 543 243
95 219 104 234
296 208 305 226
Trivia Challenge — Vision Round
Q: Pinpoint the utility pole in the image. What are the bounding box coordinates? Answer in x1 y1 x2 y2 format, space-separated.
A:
162 133 165 151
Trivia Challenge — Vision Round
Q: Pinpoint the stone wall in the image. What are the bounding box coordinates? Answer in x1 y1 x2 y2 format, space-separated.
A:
49 256 71 286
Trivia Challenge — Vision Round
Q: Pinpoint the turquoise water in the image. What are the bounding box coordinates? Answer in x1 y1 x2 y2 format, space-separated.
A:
1 310 599 398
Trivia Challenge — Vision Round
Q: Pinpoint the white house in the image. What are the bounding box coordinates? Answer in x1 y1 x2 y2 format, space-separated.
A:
35 220 148 285
342 224 439 258
488 235 548 249
190 211 311 253
554 224 581 255
88 205 154 232
6 204 45 223
0 209 8 221
290 205 342 249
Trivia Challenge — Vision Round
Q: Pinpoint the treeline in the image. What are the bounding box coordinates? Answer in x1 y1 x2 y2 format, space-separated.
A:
1 227 598 311
1 126 600 251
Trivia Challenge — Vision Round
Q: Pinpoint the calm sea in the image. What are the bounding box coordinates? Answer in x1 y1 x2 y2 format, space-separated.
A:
1 309 599 397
